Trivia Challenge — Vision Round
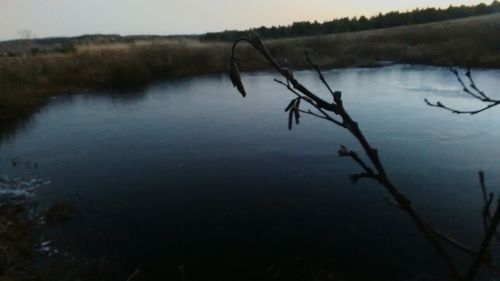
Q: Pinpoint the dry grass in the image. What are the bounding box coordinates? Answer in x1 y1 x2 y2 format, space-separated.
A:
0 14 499 130
264 13 500 68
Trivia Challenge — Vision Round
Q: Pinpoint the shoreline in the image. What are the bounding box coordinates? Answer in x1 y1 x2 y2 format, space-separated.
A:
1 13 499 139
0 60 498 142
0 177 116 281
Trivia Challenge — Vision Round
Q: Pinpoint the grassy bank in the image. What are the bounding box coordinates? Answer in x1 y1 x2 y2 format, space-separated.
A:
259 13 500 69
0 14 499 130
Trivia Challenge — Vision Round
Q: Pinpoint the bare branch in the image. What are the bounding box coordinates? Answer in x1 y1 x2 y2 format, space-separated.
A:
433 229 478 257
425 98 500 115
383 198 497 270
298 109 330 121
233 35 340 113
385 195 500 276
465 69 489 101
305 51 337 101
337 145 377 180
230 33 495 279
274 79 345 127
477 171 500 244
425 68 500 115
466 197 500 280
349 173 374 183
450 68 485 101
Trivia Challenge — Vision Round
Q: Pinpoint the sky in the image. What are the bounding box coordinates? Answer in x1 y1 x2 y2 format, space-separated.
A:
0 0 486 41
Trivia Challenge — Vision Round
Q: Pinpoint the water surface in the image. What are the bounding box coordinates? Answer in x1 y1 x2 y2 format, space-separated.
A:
1 65 500 280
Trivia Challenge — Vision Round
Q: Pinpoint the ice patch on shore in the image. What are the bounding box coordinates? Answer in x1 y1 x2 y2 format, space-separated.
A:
0 175 51 200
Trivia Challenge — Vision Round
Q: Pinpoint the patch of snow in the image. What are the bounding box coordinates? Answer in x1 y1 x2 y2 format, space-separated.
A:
0 175 51 200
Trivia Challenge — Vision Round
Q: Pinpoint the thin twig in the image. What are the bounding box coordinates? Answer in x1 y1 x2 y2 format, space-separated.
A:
298 109 330 121
466 198 500 280
433 230 478 257
477 171 500 244
305 51 337 100
465 69 489 100
425 68 500 115
337 145 377 180
425 99 500 115
125 268 140 281
385 197 500 275
450 68 485 101
274 79 345 127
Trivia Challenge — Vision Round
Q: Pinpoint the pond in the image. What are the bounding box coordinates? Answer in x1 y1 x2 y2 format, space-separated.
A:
1 65 500 280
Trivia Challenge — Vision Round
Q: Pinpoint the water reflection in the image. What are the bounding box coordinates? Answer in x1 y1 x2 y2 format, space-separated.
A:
0 109 37 144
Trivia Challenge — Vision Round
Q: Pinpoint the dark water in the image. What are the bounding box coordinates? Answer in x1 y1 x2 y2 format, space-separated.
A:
1 65 500 280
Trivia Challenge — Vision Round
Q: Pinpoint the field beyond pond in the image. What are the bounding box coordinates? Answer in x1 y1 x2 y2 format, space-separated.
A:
0 13 499 128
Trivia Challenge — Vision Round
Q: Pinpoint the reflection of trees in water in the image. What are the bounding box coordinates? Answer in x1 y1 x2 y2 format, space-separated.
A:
104 87 149 104
0 87 150 144
0 112 36 144
230 32 500 280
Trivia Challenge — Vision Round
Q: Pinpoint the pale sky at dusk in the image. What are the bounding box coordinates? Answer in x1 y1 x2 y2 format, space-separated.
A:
0 0 486 41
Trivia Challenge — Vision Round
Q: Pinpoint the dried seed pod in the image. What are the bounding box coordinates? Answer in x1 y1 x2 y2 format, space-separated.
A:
293 98 301 124
229 56 246 97
285 99 296 112
288 108 294 130
294 108 300 125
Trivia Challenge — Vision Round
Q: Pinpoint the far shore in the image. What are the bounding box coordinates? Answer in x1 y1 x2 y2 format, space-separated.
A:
1 14 499 136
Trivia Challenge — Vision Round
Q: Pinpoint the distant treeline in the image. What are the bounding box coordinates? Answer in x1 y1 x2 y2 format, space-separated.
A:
200 1 500 41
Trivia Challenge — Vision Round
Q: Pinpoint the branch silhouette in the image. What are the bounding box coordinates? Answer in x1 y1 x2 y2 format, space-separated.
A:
229 33 500 280
425 68 500 115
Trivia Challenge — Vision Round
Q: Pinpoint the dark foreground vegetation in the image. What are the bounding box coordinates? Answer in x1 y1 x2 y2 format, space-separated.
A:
0 13 499 138
0 199 92 281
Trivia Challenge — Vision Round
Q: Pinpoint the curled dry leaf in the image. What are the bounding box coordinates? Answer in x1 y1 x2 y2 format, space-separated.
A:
229 56 246 97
